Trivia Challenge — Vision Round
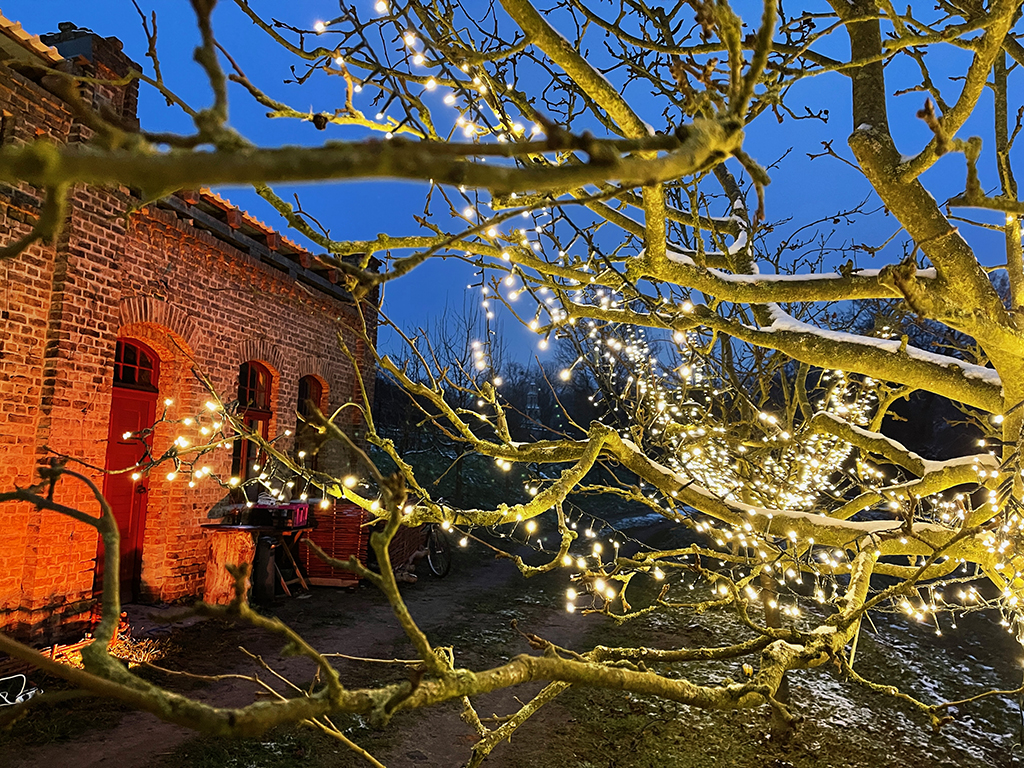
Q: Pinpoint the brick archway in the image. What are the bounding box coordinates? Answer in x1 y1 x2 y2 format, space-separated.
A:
297 354 329 383
297 371 329 408
235 339 286 375
119 297 200 354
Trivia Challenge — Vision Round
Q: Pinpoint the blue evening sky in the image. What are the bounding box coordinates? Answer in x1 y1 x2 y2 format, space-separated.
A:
3 1 1007 363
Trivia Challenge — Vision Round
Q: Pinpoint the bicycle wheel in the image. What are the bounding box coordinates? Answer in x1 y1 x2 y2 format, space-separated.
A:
426 526 452 577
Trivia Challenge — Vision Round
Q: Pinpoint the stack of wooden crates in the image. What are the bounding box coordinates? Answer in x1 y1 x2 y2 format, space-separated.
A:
304 502 369 588
303 502 429 587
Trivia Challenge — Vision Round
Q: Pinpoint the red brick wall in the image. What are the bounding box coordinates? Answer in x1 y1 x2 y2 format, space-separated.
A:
0 54 89 639
114 209 372 607
0 46 376 641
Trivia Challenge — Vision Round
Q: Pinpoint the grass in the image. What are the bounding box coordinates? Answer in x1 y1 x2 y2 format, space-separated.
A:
535 573 1024 768
151 725 343 768
1 682 131 747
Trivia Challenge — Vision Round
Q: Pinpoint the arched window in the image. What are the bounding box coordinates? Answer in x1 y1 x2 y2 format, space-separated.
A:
297 375 323 419
296 375 324 470
232 362 273 485
239 361 272 414
113 339 159 391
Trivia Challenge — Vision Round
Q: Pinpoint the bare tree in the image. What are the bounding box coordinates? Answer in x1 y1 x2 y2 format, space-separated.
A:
4 0 1024 764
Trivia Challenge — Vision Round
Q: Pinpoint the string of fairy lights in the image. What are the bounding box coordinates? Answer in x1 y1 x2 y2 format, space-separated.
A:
111 312 1020 642
103 0 1024 652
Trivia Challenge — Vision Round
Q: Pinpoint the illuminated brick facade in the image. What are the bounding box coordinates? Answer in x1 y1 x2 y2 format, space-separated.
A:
0 25 375 641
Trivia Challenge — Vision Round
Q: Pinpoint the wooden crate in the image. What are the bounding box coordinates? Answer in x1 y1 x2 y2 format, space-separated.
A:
304 503 369 587
388 524 428 569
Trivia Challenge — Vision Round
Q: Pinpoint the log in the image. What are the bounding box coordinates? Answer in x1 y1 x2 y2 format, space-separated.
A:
203 530 255 605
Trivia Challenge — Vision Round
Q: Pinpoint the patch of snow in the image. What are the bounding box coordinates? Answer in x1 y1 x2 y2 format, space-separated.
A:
816 413 997 474
662 253 938 285
726 229 748 256
706 266 936 284
765 305 1001 388
919 453 998 475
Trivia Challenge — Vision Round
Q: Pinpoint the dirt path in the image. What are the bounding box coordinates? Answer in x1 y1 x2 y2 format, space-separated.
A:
5 521 1024 768
4 543 582 768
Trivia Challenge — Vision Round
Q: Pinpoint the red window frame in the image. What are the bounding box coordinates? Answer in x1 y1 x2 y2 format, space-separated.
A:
113 339 159 392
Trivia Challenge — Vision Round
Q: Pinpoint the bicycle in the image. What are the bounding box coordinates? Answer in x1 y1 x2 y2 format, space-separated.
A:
424 523 452 577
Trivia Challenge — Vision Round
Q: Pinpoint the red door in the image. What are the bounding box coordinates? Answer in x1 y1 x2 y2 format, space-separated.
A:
98 340 159 603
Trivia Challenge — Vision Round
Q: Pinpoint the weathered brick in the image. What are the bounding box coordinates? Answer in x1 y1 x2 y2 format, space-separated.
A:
0 28 377 643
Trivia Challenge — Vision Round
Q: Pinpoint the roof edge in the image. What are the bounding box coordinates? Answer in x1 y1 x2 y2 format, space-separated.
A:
0 10 63 65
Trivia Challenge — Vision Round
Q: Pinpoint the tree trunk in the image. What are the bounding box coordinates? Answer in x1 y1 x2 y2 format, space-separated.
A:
760 569 793 742
454 453 464 505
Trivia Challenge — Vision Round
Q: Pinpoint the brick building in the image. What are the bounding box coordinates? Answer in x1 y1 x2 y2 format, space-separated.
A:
0 18 376 641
